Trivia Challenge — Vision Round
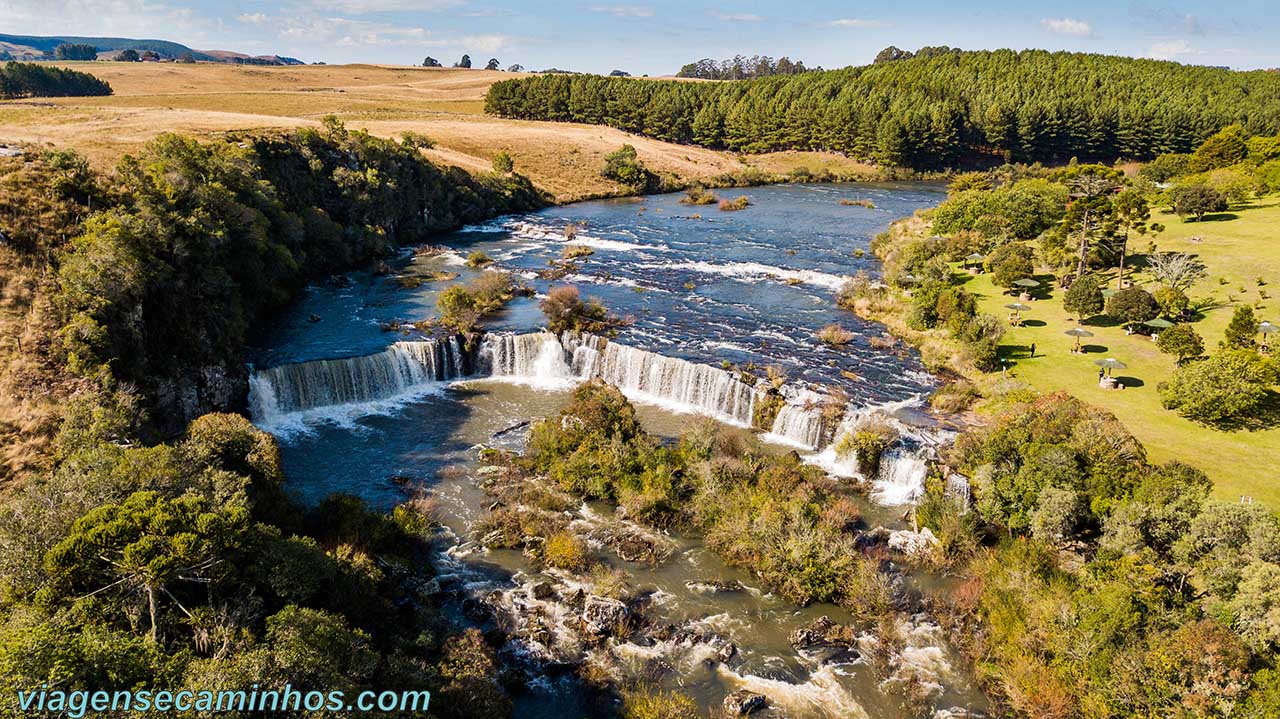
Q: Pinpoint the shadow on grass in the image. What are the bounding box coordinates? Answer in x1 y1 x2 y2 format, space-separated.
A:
1083 315 1125 328
1021 319 1047 327
1115 376 1145 388
1190 212 1240 223
1080 344 1109 354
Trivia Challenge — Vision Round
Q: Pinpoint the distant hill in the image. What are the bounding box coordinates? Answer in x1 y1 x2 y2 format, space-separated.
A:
0 33 303 65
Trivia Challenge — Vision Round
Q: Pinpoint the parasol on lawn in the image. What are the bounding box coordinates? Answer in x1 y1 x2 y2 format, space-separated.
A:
1094 357 1127 377
1013 278 1041 288
1005 302 1032 323
1065 326 1094 352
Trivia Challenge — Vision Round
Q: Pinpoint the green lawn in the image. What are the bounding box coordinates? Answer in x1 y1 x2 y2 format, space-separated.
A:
964 197 1280 506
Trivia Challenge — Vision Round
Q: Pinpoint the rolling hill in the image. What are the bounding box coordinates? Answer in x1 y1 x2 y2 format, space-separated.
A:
0 33 303 65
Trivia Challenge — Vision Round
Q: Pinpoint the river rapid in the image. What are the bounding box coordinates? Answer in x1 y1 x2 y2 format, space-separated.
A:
247 183 988 718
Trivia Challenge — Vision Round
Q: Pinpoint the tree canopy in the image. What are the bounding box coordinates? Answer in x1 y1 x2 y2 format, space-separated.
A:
487 49 1280 169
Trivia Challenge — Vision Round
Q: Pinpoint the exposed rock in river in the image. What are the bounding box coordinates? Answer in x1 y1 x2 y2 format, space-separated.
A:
581 595 628 636
723 689 768 715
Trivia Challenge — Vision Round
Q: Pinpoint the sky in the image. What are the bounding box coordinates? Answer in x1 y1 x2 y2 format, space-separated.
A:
3 0 1279 73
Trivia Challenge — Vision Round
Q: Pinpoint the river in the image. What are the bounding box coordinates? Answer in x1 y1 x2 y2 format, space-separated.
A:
246 183 988 718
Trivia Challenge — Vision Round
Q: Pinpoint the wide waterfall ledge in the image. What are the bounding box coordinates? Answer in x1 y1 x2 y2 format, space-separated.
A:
247 331 949 506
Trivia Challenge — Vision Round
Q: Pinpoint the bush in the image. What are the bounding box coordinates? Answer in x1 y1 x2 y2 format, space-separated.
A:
540 285 615 334
718 195 751 211
436 272 516 333
930 381 981 413
1159 350 1278 427
542 531 591 571
466 250 493 267
1156 324 1204 362
817 324 855 345
601 144 653 188
620 687 699 719
491 151 514 173
679 186 717 205
1106 286 1159 326
835 422 897 476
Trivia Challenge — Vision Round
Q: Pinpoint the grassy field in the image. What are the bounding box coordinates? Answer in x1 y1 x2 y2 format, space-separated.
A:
965 198 1280 505
0 62 873 201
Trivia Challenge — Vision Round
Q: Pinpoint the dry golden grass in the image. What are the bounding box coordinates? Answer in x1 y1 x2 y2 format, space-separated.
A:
1 62 869 201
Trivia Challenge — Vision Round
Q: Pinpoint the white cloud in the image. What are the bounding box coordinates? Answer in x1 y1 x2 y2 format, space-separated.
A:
0 0 216 41
278 16 509 52
589 5 653 18
310 0 462 14
237 12 269 25
1147 39 1194 60
829 18 888 28
1041 17 1093 37
709 10 761 22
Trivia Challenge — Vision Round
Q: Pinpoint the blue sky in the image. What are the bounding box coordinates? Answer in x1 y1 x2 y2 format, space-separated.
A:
4 0 1278 73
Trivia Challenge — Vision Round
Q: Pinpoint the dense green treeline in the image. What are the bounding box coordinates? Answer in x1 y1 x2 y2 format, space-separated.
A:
486 49 1280 169
48 118 544 434
0 61 111 98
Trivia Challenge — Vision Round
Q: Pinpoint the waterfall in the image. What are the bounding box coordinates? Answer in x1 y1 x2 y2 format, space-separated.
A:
478 332 573 387
871 448 929 506
589 340 757 425
767 402 826 450
248 338 465 424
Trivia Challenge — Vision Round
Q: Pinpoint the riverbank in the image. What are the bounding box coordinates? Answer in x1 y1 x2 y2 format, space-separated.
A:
844 207 1280 506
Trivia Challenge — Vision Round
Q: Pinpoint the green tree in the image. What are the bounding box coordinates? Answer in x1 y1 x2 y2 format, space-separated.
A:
1063 274 1104 320
1110 189 1151 289
455 54 472 68
1159 350 1278 426
1224 305 1259 349
988 242 1035 289
423 56 441 67
600 144 653 188
485 58 500 71
492 150 514 173
39 491 253 643
1153 286 1189 317
118 49 140 62
1156 323 1204 363
1106 286 1159 326
1171 184 1227 221
1190 124 1248 171
54 43 98 61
